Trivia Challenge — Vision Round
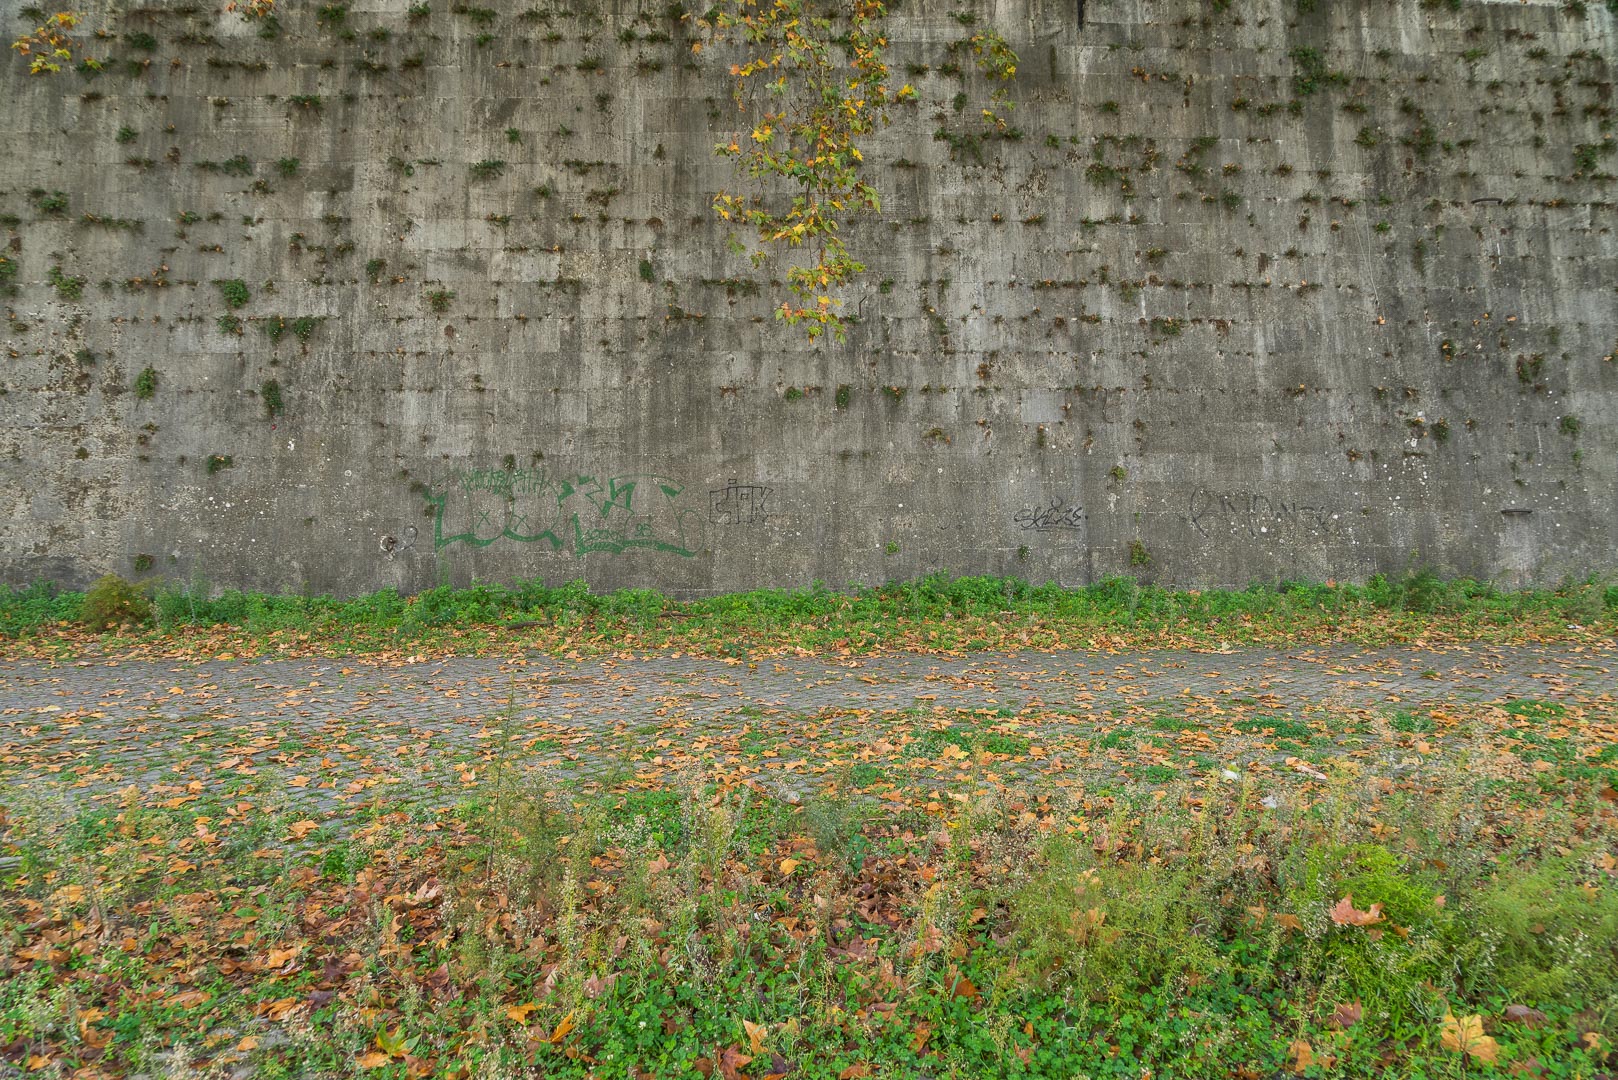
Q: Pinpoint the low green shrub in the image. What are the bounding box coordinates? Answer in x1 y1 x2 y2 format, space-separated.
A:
79 574 151 630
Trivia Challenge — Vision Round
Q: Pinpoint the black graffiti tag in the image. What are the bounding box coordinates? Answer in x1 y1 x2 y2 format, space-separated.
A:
1013 502 1086 532
1187 488 1333 539
709 479 772 525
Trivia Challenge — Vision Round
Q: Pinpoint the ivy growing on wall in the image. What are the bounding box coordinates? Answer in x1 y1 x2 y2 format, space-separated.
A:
10 12 91 75
701 2 1017 343
700 0 895 342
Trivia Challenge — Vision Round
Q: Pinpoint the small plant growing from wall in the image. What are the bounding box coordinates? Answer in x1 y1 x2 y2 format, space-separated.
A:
32 190 68 215
134 366 158 399
206 454 234 474
131 553 154 573
425 289 456 313
216 279 251 308
1560 415 1581 436
835 384 852 409
1571 142 1612 176
469 159 505 180
47 266 84 300
1129 539 1152 568
217 314 243 335
261 379 284 418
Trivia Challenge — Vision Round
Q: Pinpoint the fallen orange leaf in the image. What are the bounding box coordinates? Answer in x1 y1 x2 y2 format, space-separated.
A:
1329 894 1384 927
165 990 210 1009
1440 1012 1499 1063
1289 1038 1313 1074
1331 1000 1363 1029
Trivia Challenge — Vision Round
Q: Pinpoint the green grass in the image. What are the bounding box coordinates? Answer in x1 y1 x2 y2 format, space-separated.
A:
1391 709 1435 734
3 760 1613 1078
1 571 1613 657
1503 699 1568 721
1233 715 1312 739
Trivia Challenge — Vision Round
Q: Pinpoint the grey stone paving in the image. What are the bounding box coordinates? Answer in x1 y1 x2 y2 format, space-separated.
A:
2 642 1613 820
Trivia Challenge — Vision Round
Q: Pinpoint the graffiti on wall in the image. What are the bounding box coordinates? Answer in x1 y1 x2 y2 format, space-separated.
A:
430 467 704 556
379 525 418 559
708 479 772 525
1187 488 1335 539
1013 501 1086 532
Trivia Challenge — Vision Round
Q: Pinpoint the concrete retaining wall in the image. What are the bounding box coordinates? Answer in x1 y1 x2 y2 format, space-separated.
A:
2 0 1614 596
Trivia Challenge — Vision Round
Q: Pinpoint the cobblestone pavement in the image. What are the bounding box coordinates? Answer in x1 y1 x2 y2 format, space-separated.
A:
2 642 1614 822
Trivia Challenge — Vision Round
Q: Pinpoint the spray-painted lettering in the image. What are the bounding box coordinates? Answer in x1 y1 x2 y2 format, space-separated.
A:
1013 502 1086 531
708 479 772 525
1187 488 1334 539
430 468 704 556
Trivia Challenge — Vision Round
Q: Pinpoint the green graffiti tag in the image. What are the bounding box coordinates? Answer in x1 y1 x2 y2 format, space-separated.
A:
429 468 704 557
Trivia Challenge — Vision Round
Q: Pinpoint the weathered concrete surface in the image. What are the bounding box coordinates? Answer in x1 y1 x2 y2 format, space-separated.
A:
0 0 1613 596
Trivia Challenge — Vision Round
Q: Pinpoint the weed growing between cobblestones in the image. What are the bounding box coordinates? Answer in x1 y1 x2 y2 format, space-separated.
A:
0 572 1611 658
2 752 1614 1077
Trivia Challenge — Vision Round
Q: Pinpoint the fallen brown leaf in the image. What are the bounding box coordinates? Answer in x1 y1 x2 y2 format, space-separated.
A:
1440 1012 1499 1064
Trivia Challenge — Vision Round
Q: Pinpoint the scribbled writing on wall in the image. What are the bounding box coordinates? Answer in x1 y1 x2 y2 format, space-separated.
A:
430 467 704 556
709 479 772 525
379 525 418 559
1187 488 1335 539
1013 501 1086 532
